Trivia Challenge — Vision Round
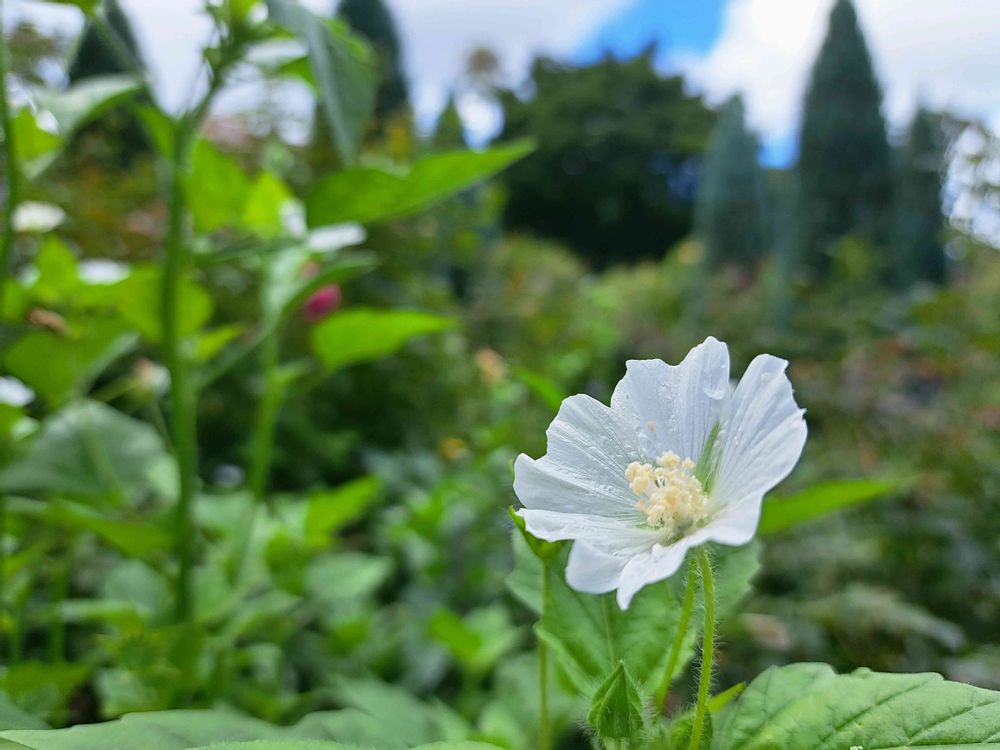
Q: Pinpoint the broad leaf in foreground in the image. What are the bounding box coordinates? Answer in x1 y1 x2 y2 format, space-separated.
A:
714 662 1000 749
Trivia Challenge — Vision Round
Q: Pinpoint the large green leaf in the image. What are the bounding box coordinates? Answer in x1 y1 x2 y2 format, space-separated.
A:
305 142 533 227
184 139 252 233
266 0 374 164
35 75 142 136
109 265 213 343
529 541 759 697
310 308 454 372
4 320 136 406
0 400 170 501
758 478 899 535
4 497 171 557
713 662 1000 749
0 695 48 731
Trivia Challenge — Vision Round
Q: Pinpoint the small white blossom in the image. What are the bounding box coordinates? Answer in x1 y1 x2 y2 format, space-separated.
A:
12 202 65 233
0 377 35 408
514 337 807 608
79 259 129 284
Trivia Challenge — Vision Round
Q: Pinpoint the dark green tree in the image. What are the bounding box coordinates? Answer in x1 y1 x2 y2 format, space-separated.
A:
431 94 466 150
497 50 715 268
893 108 947 286
67 0 148 163
694 95 766 269
68 0 143 81
337 0 409 122
796 0 892 275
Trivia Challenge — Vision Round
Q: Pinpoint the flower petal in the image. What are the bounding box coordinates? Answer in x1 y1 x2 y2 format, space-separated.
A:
610 337 731 463
712 354 807 514
514 394 645 520
565 542 629 594
518 509 659 557
616 539 694 609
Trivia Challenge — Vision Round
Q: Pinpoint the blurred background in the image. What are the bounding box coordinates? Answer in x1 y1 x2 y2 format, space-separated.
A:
1 0 999 744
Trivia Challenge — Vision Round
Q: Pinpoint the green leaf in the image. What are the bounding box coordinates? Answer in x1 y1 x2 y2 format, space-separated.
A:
587 661 646 741
5 320 136 406
30 237 80 304
110 265 213 342
240 171 294 237
0 400 170 501
714 662 1000 749
266 0 375 164
511 366 565 411
0 662 89 725
4 498 172 557
186 744 354 750
536 542 759 698
27 0 97 12
304 477 380 550
305 553 390 603
13 109 62 178
0 694 49 731
35 75 142 136
310 308 454 372
305 142 534 227
428 605 522 676
758 478 899 535
135 105 174 159
185 139 253 233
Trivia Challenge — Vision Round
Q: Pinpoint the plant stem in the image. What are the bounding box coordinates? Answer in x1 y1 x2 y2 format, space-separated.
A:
657 559 698 711
539 563 550 750
688 548 715 750
0 0 19 664
162 120 199 624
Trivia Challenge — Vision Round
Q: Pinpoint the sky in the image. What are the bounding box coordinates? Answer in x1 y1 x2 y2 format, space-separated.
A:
10 0 1000 168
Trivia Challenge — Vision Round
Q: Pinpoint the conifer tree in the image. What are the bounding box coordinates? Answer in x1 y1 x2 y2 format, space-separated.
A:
337 0 409 121
796 0 892 276
431 94 466 150
695 96 766 269
67 0 148 163
893 108 947 286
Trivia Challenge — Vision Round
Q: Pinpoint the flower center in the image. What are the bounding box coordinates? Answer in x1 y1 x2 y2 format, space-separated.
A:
625 451 709 535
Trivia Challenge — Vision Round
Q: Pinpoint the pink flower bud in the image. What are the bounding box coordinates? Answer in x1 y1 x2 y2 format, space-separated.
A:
302 284 342 322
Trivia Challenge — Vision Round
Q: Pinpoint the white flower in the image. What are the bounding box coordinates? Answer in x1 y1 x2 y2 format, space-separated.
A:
79 259 129 284
0 377 35 408
12 202 65 233
514 337 807 609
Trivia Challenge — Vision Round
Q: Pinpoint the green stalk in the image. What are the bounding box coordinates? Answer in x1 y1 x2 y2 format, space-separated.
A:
161 35 240 623
538 564 551 750
687 548 715 750
0 0 19 663
656 559 698 711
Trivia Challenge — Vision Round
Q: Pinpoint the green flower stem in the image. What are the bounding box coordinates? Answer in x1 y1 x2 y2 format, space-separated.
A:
0 0 19 664
688 548 716 750
657 559 698 711
539 563 551 750
162 34 240 624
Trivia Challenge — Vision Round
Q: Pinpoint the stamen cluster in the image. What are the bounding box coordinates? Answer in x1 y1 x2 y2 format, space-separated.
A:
625 451 708 536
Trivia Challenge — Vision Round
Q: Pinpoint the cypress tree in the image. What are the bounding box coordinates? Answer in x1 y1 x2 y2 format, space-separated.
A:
337 0 409 122
68 0 143 81
796 0 892 276
67 0 148 163
893 108 947 286
695 95 766 269
431 94 466 150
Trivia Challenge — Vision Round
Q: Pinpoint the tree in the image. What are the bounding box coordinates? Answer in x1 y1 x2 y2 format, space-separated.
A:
67 0 148 163
496 50 715 268
796 0 892 276
431 94 466 150
695 95 766 269
337 0 409 122
893 108 947 286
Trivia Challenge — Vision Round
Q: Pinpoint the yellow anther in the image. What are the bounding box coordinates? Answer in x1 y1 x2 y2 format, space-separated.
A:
626 451 708 535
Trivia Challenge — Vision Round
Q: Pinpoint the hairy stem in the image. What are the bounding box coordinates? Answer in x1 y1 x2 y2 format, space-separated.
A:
539 563 551 750
688 548 716 750
657 559 698 711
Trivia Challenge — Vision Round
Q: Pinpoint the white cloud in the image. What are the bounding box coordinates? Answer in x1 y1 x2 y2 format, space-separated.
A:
677 0 1000 146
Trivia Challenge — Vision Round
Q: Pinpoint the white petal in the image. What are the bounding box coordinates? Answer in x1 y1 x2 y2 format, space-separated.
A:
610 337 731 463
616 539 694 609
565 542 628 594
514 394 644 520
712 354 807 516
518 509 659 556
